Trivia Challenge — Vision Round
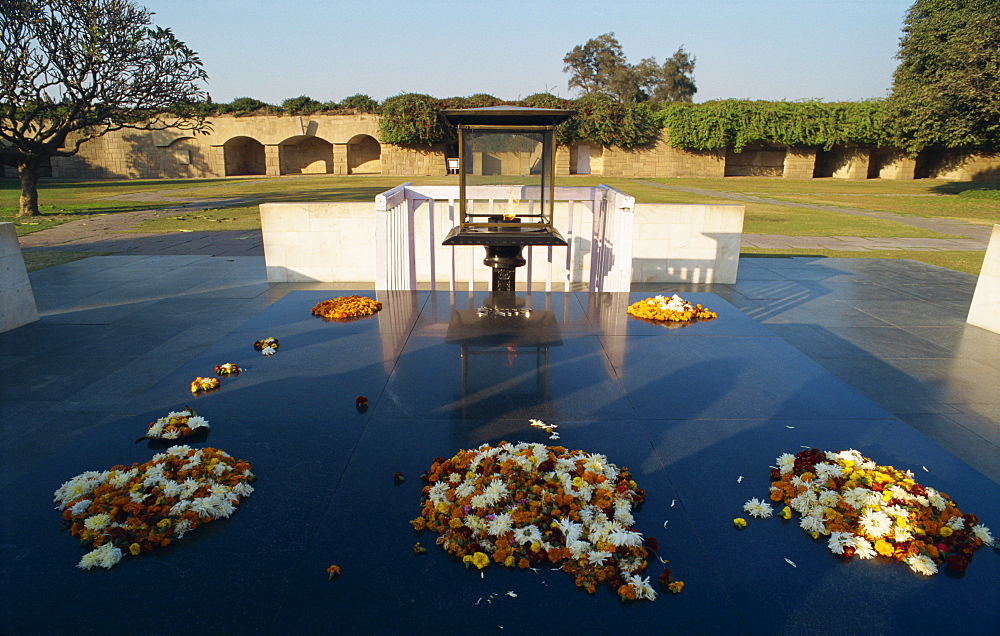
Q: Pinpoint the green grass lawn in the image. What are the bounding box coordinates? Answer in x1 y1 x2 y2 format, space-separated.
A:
5 173 995 275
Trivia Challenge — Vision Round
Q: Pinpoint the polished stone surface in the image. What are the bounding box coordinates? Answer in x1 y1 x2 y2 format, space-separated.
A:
2 282 998 634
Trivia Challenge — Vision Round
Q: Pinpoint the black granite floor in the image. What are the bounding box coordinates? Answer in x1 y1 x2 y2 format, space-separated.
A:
1 256 999 634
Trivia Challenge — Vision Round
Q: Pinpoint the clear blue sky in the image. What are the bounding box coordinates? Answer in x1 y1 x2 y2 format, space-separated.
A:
141 0 914 105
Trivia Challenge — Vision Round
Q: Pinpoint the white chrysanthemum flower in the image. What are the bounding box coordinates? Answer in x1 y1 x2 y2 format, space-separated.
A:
587 550 613 565
69 499 93 515
448 473 462 483
743 498 774 519
614 502 635 526
470 494 488 509
511 525 538 545
180 478 200 498
232 481 254 497
799 513 827 534
607 528 643 548
77 543 120 570
626 573 657 601
146 422 165 437
831 449 865 464
169 500 190 515
775 453 796 474
162 429 180 440
925 488 947 511
816 489 841 508
428 482 450 505
887 485 911 501
53 471 105 507
173 518 192 538
851 536 876 559
486 512 513 536
567 538 590 559
558 518 582 541
166 445 192 457
858 459 877 470
790 490 819 515
161 480 182 498
905 554 938 576
894 527 913 542
827 531 854 555
129 490 146 504
859 509 893 539
261 346 276 355
946 516 965 530
842 487 878 510
107 469 136 488
189 498 215 518
882 505 908 519
971 525 994 545
455 481 476 500
83 513 111 531
210 497 236 518
814 462 844 481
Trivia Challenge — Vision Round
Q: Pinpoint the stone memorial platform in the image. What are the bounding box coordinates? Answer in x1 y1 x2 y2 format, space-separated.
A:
1 289 996 633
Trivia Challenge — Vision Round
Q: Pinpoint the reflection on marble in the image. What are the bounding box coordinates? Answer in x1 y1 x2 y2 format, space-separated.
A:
1 290 997 633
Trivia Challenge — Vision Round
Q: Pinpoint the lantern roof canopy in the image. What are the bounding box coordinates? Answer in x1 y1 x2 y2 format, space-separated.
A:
440 106 574 126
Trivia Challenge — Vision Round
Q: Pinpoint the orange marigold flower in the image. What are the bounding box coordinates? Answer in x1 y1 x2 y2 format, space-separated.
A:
326 564 341 580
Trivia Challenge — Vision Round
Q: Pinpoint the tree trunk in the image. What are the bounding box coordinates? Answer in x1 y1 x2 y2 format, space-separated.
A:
16 162 41 218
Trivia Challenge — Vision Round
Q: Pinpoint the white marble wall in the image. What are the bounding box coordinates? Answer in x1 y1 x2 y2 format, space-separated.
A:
967 224 1000 333
0 223 39 332
260 202 745 286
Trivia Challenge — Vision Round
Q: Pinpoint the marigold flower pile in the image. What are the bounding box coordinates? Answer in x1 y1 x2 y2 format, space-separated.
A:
412 442 672 601
311 295 382 320
757 448 994 576
138 408 209 441
54 446 254 570
190 376 220 394
214 363 241 376
626 294 716 323
253 337 279 355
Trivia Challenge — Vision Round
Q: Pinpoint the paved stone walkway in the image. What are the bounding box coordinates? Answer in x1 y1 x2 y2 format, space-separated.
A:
632 180 994 251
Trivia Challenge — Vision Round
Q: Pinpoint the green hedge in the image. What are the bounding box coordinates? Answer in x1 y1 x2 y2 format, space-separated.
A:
200 94 896 151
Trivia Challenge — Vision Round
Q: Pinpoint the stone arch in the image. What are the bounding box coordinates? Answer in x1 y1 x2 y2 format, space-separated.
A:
223 136 266 176
347 134 381 174
279 135 333 174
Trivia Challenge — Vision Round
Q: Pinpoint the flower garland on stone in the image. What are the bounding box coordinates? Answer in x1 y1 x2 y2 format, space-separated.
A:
190 376 220 394
54 446 254 569
310 295 383 321
626 294 716 323
751 448 994 575
136 408 208 442
253 337 279 356
214 363 241 376
411 442 674 601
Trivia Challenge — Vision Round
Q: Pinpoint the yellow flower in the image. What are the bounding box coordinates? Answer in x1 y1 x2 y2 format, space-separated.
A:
668 580 684 594
472 552 490 570
435 502 449 514
504 555 515 567
940 526 954 537
779 506 792 520
733 518 747 529
875 539 894 557
129 543 141 556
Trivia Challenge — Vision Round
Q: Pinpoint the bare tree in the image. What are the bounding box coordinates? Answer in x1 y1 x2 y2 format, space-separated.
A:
0 0 208 217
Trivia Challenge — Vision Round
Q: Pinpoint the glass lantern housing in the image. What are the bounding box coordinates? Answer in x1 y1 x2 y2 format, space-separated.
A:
441 106 573 247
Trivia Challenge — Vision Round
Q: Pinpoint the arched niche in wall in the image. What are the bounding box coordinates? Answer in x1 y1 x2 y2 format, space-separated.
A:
279 135 333 174
223 136 266 176
347 134 381 174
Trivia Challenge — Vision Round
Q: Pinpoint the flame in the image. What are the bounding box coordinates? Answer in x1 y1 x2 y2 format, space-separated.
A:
502 212 517 221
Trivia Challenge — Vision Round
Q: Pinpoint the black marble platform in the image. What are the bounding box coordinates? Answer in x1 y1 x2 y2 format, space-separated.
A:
1 290 997 634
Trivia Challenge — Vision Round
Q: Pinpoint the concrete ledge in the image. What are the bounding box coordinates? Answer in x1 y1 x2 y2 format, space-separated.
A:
632 204 744 284
0 223 39 332
967 224 1000 333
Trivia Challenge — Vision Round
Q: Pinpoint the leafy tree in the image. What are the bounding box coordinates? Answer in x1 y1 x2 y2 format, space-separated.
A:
886 0 1000 153
281 95 323 115
378 93 445 146
0 0 208 217
572 93 660 148
338 94 379 113
215 97 275 116
562 33 696 103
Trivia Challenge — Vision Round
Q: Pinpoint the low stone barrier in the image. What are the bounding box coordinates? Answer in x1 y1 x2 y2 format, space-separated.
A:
0 222 39 332
967 224 1000 333
261 201 744 286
